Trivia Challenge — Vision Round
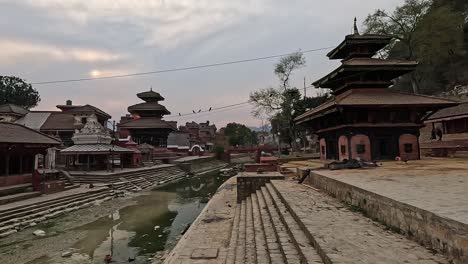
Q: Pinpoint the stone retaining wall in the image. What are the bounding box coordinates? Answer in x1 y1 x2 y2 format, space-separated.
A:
307 171 468 263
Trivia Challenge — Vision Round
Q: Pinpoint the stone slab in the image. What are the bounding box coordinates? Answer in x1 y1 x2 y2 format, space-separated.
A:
190 248 219 259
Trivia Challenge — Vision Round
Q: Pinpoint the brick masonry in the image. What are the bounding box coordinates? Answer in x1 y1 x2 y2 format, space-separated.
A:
307 171 468 263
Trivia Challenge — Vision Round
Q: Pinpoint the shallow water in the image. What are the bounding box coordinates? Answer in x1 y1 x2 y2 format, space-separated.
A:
73 171 228 264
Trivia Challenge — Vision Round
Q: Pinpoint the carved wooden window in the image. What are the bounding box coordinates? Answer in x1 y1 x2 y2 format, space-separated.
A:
404 143 413 153
340 145 346 154
356 144 365 154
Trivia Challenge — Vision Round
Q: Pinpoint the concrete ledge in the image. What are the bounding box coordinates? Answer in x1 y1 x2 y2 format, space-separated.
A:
307 171 468 263
162 177 237 264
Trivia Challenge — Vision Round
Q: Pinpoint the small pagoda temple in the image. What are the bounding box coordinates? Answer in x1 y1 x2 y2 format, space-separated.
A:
118 89 176 147
295 20 458 161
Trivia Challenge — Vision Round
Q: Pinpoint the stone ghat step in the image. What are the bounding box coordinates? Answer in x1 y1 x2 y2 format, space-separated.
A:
108 173 187 192
270 181 449 264
0 188 110 221
0 183 33 197
0 191 42 206
226 185 323 264
0 192 113 238
73 168 185 184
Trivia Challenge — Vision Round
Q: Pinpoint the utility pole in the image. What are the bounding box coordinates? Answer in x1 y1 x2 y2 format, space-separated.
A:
303 77 307 99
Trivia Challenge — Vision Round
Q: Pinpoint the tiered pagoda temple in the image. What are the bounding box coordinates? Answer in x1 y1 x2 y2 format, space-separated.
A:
118 90 176 147
295 21 458 161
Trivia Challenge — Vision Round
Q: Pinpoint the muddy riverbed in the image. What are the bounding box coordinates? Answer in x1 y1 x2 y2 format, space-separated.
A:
0 171 229 264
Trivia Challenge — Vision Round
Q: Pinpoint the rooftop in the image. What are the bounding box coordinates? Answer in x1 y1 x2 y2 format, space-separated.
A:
295 89 458 123
60 144 134 154
0 123 61 145
327 34 393 60
0 104 29 116
118 117 177 130
127 102 170 115
136 90 165 102
426 100 468 121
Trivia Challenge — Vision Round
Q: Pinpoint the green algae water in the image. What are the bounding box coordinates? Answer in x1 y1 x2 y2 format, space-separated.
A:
73 171 228 264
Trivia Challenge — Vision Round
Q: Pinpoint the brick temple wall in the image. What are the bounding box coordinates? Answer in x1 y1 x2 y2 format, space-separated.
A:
399 134 419 160
338 135 349 161
350 134 371 161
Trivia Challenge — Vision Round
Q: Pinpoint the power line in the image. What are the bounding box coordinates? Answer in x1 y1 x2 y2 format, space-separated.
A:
166 101 250 118
30 46 335 85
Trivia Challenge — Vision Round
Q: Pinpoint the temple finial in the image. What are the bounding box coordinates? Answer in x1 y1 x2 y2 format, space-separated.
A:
353 17 360 35
150 86 153 91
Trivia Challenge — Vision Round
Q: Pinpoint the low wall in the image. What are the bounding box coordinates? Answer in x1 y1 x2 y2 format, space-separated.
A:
244 163 277 172
0 174 32 187
307 172 468 264
236 173 284 203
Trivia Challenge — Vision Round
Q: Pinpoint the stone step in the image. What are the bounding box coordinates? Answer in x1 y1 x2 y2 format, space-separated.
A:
271 180 448 264
0 190 112 227
0 191 41 206
0 188 110 221
255 189 286 264
0 192 113 237
0 183 33 197
260 186 301 264
265 183 323 263
226 202 241 264
234 199 246 264
251 193 270 264
245 196 256 263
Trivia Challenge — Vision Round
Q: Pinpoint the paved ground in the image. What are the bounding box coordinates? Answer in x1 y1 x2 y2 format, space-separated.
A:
311 158 468 225
273 180 448 263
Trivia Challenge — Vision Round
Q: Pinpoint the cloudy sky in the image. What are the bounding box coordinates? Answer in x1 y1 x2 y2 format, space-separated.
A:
0 0 403 127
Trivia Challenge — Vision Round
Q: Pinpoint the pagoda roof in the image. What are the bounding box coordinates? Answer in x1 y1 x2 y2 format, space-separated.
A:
128 102 171 115
327 34 393 60
0 104 29 116
119 118 176 130
0 123 61 145
295 90 459 124
313 58 418 89
137 90 165 102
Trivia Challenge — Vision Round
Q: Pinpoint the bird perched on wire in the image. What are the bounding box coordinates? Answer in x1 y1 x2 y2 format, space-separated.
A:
178 113 181 116
192 110 196 114
209 107 212 111
198 109 201 113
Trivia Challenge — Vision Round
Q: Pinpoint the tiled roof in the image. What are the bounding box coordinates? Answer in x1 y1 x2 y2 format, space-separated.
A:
0 104 29 116
0 123 61 144
427 101 468 120
56 104 111 118
313 58 418 88
118 118 177 130
40 112 75 131
128 102 170 114
61 144 133 154
15 112 51 130
295 90 458 123
137 90 164 101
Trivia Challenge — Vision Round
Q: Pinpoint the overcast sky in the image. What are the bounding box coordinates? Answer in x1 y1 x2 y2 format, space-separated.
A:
0 0 403 127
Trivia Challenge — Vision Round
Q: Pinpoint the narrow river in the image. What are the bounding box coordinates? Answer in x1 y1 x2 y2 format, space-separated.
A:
71 171 228 264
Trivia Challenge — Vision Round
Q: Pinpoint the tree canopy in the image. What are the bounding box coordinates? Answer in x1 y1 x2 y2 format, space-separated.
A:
0 76 40 109
224 123 256 146
364 0 468 95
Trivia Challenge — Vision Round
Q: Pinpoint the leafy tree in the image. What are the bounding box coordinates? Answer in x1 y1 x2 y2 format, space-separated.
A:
364 0 467 94
224 123 255 146
249 52 307 151
0 76 40 109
